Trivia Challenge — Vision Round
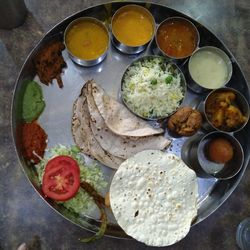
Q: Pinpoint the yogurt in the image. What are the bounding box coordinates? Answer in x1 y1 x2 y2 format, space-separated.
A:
188 47 231 89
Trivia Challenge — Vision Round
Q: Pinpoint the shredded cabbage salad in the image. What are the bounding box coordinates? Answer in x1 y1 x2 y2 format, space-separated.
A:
36 144 107 215
122 57 184 118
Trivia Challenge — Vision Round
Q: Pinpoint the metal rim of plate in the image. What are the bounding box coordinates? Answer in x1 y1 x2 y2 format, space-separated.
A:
11 1 250 239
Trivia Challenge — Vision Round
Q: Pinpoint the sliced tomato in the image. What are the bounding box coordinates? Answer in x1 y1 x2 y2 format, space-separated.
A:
42 155 80 201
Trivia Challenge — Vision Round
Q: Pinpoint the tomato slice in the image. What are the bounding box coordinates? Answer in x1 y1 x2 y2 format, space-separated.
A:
42 155 80 201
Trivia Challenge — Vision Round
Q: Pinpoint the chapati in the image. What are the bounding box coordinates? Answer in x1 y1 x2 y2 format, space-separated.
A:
85 82 170 159
91 80 164 137
72 87 123 169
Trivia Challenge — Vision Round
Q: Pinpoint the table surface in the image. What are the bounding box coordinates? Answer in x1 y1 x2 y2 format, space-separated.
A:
0 0 249 249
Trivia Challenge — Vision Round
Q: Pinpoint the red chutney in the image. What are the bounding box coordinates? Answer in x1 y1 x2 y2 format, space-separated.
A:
21 121 47 164
156 18 198 58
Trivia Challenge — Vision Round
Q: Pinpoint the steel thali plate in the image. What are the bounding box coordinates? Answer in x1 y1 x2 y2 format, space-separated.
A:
11 1 250 239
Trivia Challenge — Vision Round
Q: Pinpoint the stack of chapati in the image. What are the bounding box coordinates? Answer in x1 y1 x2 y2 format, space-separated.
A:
72 80 170 169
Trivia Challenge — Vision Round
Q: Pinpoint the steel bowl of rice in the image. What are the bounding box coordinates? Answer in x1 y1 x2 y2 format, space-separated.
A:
121 55 187 120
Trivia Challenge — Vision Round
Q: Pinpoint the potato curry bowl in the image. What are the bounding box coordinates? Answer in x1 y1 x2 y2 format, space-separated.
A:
204 87 249 132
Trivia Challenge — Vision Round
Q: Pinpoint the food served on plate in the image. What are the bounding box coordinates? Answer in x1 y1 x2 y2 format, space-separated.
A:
36 144 107 242
188 47 232 89
205 90 248 131
72 86 124 169
167 106 202 136
22 80 45 122
110 150 198 246
34 40 67 88
111 5 154 47
122 56 185 119
42 155 80 201
156 17 199 59
13 3 250 243
36 145 107 212
207 138 234 163
21 121 47 164
72 80 170 169
79 180 108 243
65 17 109 61
197 131 243 179
86 81 170 158
90 80 164 137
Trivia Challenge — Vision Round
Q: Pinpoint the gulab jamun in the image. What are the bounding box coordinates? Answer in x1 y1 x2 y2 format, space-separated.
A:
207 138 233 163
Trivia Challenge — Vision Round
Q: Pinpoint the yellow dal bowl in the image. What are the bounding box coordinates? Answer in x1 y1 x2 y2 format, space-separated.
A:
64 17 109 66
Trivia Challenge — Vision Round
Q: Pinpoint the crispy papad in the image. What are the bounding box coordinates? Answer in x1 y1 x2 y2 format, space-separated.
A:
110 151 198 247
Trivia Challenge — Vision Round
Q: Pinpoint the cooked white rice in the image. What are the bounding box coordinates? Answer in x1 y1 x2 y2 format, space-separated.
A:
122 57 184 118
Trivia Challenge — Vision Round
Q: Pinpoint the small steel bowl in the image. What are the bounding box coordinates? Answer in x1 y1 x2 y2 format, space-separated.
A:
111 5 155 54
64 17 109 67
155 16 199 61
121 55 187 120
201 87 250 133
197 131 244 180
188 46 233 93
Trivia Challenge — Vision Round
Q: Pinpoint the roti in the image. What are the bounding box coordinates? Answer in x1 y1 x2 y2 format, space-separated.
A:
72 81 171 169
71 87 124 169
85 82 170 159
90 80 164 137
110 150 198 246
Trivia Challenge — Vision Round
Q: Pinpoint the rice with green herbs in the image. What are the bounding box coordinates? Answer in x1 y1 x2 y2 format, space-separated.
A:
122 57 184 118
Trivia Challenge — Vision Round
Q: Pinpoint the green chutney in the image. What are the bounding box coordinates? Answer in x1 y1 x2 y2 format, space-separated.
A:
22 80 45 122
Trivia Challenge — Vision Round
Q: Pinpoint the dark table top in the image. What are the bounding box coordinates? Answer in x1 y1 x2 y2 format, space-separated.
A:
0 0 249 249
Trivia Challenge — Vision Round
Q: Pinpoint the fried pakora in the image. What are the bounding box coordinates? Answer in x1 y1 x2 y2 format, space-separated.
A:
167 106 202 136
34 41 67 88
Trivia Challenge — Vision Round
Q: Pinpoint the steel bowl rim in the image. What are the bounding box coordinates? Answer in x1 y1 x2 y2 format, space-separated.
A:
188 46 233 90
120 55 187 121
64 16 110 66
197 131 244 180
111 4 156 51
155 16 200 60
203 86 250 133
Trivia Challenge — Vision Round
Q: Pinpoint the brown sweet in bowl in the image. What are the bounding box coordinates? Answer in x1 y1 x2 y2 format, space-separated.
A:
207 138 233 163
196 131 244 180
167 106 202 136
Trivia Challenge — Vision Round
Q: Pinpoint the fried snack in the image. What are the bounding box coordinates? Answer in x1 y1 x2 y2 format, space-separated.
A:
21 121 47 164
34 41 67 88
205 91 247 131
167 107 202 136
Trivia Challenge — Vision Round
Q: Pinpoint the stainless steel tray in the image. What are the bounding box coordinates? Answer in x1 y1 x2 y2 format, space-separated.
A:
11 1 250 239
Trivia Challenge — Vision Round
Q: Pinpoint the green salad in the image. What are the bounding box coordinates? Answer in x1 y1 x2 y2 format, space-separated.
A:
36 144 107 215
